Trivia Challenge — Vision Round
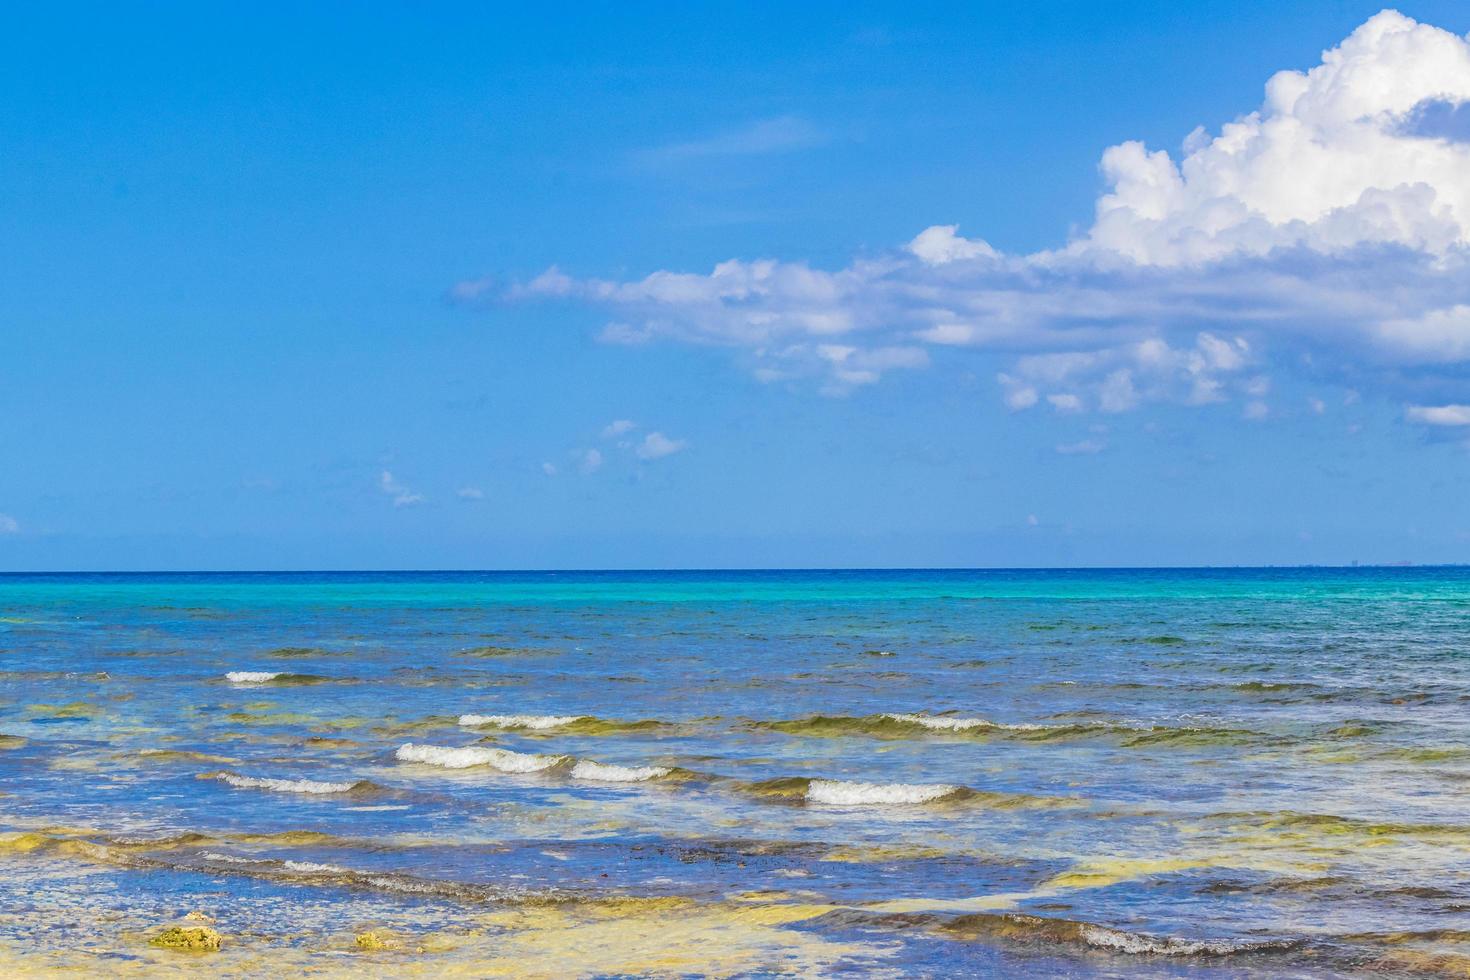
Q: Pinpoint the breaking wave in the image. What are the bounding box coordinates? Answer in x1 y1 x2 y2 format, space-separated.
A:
569 760 672 782
458 713 670 736
395 742 567 772
224 671 332 685
942 911 1300 958
459 713 584 730
739 776 1080 811
880 713 1012 732
806 779 967 806
211 772 373 795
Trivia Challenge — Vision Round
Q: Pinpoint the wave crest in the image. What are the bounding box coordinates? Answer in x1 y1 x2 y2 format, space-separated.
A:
807 779 965 806
459 713 584 730
569 760 672 782
395 742 567 772
213 772 369 794
765 713 1264 746
944 912 1299 958
224 671 331 685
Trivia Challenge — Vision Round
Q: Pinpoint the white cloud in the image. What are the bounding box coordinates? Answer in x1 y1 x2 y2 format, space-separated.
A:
1056 439 1106 455
601 419 637 438
908 225 999 265
1308 397 1327 414
0 513 18 534
999 333 1254 414
457 486 485 500
578 448 604 474
541 462 558 476
1077 11 1470 266
1407 403 1470 425
379 471 424 508
635 432 688 460
495 11 1470 420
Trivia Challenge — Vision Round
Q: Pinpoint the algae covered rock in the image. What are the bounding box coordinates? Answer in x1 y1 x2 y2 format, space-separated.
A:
355 929 399 951
150 925 223 951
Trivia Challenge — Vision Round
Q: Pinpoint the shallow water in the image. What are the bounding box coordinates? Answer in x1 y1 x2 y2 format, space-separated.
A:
2 568 1469 976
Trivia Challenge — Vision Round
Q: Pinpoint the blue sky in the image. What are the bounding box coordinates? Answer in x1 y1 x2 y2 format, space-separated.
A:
4 2 1470 570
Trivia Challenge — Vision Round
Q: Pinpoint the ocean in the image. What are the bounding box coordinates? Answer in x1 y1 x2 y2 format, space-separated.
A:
1 568 1468 976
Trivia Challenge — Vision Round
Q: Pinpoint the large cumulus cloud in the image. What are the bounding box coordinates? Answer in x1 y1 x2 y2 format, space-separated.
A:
490 10 1470 418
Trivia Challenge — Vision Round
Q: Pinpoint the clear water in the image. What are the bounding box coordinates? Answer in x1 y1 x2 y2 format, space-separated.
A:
2 568 1469 976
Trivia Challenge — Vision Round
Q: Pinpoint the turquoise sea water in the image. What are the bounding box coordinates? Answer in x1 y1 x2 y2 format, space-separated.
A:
2 568 1470 976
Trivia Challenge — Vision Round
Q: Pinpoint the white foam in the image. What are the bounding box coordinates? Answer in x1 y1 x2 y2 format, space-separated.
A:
458 713 583 730
203 852 347 874
394 742 566 773
881 713 1048 732
282 859 348 874
1079 925 1257 956
806 779 963 806
882 713 990 731
225 671 282 684
569 760 670 782
218 773 359 794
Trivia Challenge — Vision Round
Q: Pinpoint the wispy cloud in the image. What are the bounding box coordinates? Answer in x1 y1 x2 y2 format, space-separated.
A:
635 115 826 167
578 448 604 474
0 513 18 534
1055 439 1106 455
379 471 424 507
456 486 485 501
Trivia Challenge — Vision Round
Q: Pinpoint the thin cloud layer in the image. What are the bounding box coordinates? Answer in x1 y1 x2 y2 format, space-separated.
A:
492 10 1470 414
636 115 826 166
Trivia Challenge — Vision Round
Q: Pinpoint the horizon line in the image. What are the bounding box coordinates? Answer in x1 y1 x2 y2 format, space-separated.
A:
1 563 1466 576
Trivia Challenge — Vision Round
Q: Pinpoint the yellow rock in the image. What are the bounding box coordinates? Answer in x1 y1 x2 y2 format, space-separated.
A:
355 930 399 951
149 926 222 952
